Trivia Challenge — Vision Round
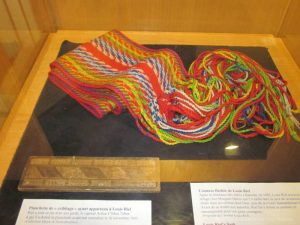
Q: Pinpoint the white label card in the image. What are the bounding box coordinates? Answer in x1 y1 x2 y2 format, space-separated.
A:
191 183 300 225
16 199 151 225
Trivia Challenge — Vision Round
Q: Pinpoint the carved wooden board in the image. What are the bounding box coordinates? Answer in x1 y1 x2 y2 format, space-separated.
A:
18 156 160 192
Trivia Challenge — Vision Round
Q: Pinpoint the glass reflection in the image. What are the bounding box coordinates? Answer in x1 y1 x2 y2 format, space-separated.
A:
224 144 240 157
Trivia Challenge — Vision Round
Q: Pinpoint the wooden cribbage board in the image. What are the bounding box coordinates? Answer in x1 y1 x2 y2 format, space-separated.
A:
18 156 160 193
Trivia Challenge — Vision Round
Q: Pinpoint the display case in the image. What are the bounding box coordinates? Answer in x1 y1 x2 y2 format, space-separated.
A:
1 1 300 224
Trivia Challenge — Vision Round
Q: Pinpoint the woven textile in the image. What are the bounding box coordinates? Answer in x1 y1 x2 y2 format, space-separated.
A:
49 30 300 145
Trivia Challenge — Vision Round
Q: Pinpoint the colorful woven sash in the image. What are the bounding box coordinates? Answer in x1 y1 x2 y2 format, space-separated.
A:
49 30 300 145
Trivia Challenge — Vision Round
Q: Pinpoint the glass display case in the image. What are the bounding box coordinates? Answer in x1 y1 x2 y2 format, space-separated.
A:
1 1 300 225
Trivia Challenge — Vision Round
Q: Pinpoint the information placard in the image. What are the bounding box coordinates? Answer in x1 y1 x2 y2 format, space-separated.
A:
16 199 151 225
191 183 300 225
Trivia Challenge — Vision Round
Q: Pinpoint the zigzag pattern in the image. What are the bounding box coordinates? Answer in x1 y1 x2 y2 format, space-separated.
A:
19 157 160 192
49 30 300 145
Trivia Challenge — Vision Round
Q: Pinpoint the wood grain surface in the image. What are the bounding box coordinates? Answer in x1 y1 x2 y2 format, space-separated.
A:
280 0 300 68
47 0 289 34
0 0 52 128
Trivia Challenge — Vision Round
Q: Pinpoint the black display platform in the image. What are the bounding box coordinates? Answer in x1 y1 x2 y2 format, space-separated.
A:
0 42 289 225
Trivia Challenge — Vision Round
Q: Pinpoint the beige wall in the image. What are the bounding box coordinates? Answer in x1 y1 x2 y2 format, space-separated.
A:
48 0 290 34
280 0 300 68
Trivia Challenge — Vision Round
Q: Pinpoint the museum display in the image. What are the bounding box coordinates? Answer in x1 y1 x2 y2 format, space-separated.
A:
2 40 294 225
1 0 300 224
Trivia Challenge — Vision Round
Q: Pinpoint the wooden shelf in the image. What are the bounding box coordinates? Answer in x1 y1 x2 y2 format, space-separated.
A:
0 31 300 186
